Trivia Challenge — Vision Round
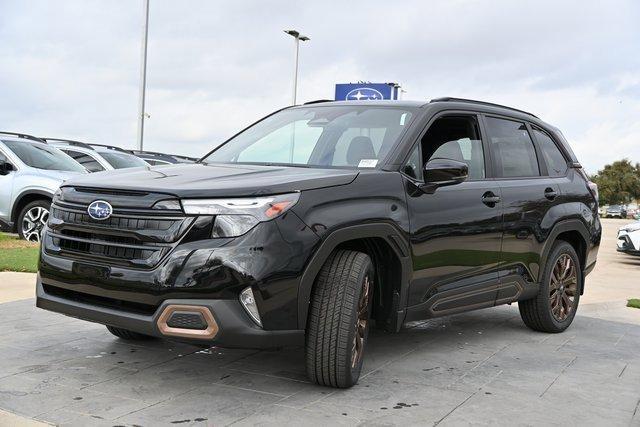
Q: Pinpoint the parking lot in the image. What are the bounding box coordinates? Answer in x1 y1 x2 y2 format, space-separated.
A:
0 218 638 426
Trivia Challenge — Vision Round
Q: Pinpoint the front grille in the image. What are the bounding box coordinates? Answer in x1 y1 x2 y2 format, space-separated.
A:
46 200 191 269
50 207 175 231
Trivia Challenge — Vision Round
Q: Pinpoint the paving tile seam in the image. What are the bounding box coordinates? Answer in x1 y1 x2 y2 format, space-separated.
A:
112 385 202 421
447 343 510 388
225 367 310 385
360 347 419 381
539 355 578 397
433 389 478 426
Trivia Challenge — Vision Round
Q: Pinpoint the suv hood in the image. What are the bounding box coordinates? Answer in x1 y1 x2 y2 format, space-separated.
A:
61 163 359 198
36 169 86 182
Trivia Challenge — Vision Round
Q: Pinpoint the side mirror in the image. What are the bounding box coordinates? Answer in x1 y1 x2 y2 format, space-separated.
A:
419 158 468 193
0 161 15 176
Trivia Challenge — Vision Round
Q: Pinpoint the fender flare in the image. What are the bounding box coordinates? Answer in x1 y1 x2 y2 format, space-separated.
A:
539 219 590 285
297 222 412 329
11 189 54 222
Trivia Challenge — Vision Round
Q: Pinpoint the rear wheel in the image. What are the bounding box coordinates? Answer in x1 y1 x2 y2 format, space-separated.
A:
18 199 50 242
106 325 155 341
519 241 581 333
305 250 374 388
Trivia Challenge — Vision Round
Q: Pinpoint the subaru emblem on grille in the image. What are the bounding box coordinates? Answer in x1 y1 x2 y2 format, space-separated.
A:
87 200 113 220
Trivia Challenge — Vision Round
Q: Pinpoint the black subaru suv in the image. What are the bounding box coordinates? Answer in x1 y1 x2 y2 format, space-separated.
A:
37 98 600 388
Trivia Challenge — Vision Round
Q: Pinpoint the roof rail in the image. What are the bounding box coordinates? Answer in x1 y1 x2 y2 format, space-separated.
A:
303 99 334 105
0 131 47 143
89 143 128 153
42 138 95 150
429 97 538 118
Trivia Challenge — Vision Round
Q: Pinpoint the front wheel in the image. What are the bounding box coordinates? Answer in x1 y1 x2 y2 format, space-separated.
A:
305 250 374 388
18 199 50 242
519 241 581 333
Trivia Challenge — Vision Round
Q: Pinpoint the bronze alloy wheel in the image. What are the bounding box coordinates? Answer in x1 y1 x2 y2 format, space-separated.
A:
351 275 370 368
549 254 578 321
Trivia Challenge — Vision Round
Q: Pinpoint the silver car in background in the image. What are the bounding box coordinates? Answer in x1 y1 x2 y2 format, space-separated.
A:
0 132 86 241
45 139 150 172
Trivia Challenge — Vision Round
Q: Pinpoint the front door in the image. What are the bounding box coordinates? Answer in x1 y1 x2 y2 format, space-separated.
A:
403 114 504 320
0 149 16 223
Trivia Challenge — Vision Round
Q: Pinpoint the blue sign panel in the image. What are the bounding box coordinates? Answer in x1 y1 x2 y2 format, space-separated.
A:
335 83 399 101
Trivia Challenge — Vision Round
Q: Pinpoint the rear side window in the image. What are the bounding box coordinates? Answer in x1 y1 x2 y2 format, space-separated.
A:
533 128 567 177
62 149 105 172
485 117 539 178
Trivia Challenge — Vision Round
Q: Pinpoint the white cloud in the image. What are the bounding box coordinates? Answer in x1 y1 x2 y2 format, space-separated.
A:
0 0 638 171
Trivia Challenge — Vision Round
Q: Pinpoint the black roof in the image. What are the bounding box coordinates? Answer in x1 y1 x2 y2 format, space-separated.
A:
296 98 539 119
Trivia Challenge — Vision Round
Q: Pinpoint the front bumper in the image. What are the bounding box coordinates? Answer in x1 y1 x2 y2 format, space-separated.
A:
617 229 640 256
36 276 304 348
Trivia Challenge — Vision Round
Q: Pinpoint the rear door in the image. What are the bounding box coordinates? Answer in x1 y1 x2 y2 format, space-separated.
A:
482 115 564 303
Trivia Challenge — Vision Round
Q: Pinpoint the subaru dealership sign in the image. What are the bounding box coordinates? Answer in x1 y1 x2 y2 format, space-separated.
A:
335 83 400 101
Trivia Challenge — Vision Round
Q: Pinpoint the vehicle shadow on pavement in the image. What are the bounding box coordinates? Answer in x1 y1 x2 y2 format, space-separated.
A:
0 298 638 426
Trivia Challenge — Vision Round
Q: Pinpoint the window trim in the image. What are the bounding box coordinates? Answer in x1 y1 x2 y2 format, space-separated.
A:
399 111 491 183
528 124 570 179
480 113 545 180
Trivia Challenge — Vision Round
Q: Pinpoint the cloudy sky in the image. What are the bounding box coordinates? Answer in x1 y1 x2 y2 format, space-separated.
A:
0 0 638 173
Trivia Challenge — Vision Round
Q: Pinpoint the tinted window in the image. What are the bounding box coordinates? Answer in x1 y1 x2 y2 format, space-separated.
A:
204 106 414 168
485 117 539 177
421 116 485 179
533 128 567 177
62 149 105 172
403 144 422 180
2 140 86 172
99 151 149 169
0 150 6 162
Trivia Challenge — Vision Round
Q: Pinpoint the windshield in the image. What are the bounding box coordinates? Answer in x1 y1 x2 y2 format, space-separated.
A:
99 151 149 169
202 106 414 168
2 140 86 172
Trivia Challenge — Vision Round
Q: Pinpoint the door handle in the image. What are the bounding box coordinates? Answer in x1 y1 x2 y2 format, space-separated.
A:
544 188 557 200
482 191 500 207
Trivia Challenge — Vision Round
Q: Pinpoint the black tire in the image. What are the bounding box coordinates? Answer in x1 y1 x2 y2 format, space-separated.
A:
17 199 51 242
106 325 155 341
305 250 374 388
519 241 581 333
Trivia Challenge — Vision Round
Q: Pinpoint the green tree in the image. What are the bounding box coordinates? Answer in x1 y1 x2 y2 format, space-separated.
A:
590 159 640 205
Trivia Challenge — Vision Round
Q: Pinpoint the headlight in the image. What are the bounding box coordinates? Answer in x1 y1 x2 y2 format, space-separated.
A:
181 192 300 238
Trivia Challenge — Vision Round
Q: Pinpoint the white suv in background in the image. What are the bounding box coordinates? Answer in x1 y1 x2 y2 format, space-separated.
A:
0 132 86 241
44 139 149 172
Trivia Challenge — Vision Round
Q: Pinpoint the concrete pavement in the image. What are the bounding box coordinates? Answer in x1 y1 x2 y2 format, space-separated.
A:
0 218 638 426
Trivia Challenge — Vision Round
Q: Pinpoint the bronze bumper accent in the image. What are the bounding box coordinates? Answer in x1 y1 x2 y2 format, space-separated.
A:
157 305 219 339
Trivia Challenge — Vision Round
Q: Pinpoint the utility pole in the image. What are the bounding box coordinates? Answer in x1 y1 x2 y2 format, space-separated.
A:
136 0 150 151
284 30 310 105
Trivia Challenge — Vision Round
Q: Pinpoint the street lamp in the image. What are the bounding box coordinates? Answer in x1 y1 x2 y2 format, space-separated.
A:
284 29 310 105
136 0 150 151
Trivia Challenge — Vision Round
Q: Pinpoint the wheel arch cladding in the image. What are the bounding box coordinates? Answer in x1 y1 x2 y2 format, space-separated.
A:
297 223 411 330
542 220 589 295
12 190 53 223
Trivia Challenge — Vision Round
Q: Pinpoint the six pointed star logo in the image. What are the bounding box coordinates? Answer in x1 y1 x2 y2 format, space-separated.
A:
345 87 385 101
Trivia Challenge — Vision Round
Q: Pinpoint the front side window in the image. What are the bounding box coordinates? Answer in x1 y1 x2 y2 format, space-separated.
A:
62 149 105 172
99 151 149 169
2 140 86 172
485 117 539 178
203 106 414 168
533 128 567 177
421 115 485 180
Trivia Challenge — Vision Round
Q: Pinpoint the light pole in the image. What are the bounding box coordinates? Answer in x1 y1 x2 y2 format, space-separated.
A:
284 30 309 106
136 0 150 151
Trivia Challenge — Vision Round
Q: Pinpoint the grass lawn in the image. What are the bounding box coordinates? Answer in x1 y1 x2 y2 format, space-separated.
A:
0 233 39 273
627 299 640 309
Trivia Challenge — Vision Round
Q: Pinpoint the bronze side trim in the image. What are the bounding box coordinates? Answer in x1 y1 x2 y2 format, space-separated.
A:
157 305 219 339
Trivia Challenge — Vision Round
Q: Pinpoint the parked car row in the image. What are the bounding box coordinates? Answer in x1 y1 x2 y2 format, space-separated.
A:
598 203 640 219
0 131 198 240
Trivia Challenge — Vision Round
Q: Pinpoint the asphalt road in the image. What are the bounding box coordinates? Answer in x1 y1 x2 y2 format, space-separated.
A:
0 218 638 426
